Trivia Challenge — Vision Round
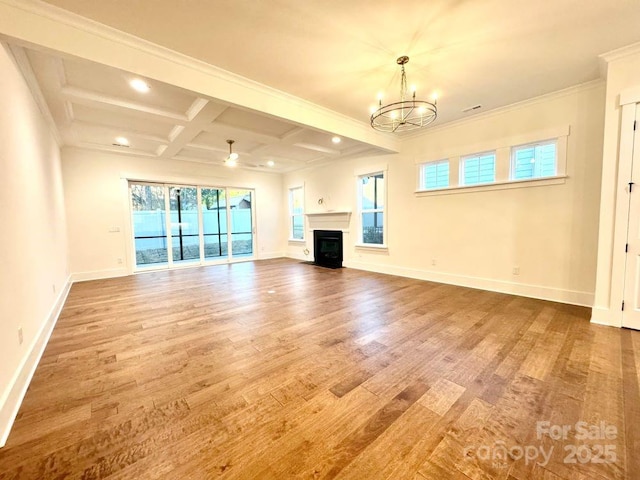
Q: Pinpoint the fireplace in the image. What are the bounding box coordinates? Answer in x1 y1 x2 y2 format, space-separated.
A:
314 230 343 269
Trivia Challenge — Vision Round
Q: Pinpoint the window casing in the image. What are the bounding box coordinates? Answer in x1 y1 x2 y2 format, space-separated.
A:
511 140 557 180
420 160 449 190
358 172 385 245
460 151 496 186
289 186 304 240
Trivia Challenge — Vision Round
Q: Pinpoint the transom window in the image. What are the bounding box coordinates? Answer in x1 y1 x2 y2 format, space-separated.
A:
460 151 496 186
420 160 450 189
511 140 557 180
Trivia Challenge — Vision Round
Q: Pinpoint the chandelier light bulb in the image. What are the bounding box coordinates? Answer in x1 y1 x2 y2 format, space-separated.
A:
225 139 239 165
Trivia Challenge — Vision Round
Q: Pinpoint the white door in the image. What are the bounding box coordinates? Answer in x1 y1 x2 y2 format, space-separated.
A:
623 103 640 329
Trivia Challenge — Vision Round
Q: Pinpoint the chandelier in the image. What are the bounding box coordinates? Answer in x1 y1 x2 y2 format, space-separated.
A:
370 56 437 133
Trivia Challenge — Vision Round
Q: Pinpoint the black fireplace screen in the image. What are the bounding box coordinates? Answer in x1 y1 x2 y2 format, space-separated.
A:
313 230 343 268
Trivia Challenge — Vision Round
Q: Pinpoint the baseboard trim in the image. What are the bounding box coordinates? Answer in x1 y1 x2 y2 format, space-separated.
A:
339 259 594 307
257 251 286 260
0 275 72 447
71 268 128 282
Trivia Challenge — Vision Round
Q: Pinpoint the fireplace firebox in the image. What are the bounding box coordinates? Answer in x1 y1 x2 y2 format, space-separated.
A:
313 230 343 269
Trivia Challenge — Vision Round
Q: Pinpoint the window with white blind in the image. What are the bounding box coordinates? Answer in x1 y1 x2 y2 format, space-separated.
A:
420 160 449 189
460 151 496 186
289 186 304 240
511 140 557 180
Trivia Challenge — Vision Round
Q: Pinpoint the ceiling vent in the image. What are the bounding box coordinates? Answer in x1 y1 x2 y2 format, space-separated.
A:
462 104 482 113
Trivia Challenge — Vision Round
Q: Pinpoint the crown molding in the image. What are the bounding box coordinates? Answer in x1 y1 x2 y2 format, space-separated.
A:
400 79 605 141
599 41 640 63
4 42 62 146
0 0 399 153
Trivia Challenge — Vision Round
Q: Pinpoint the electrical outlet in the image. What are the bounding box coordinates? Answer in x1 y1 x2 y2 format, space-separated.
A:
18 327 23 345
512 266 520 275
117 257 123 264
431 259 437 266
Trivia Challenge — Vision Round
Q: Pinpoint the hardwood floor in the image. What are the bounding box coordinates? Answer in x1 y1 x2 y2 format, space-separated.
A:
1 258 639 479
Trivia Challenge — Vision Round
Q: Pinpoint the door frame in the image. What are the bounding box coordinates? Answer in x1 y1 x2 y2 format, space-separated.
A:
606 88 640 327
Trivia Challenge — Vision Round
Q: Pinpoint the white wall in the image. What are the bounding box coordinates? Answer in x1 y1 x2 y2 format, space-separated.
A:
593 47 640 326
61 148 285 280
285 82 606 306
0 43 69 445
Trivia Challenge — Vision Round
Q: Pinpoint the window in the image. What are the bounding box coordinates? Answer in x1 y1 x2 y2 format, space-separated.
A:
460 151 496 185
358 172 385 245
289 186 304 240
420 160 449 190
511 140 557 180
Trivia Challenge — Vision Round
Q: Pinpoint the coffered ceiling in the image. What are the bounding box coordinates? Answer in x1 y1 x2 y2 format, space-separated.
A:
2 0 640 173
10 45 387 173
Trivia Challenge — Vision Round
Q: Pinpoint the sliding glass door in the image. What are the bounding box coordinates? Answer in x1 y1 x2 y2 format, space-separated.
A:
130 182 255 271
202 188 228 260
131 183 168 267
229 189 253 257
169 187 199 264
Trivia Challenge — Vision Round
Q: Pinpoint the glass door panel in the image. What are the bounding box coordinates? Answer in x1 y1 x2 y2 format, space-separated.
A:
201 188 228 260
131 183 168 267
229 189 253 257
169 186 200 264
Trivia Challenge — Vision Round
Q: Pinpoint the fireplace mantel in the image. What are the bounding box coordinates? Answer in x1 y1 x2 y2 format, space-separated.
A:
306 211 351 232
305 210 351 217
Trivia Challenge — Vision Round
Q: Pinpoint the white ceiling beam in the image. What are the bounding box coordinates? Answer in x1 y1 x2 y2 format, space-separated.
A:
201 122 282 145
75 142 156 158
72 120 169 144
161 99 228 158
186 142 252 156
60 85 189 124
293 142 340 156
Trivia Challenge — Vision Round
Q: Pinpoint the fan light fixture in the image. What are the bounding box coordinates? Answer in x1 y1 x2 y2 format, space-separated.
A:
225 139 238 167
370 56 437 133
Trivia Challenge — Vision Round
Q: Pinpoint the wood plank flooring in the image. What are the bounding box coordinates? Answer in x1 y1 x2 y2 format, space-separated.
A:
0 258 638 479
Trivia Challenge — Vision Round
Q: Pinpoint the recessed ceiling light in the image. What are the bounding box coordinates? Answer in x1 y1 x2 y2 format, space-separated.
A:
331 136 341 144
114 136 129 146
267 160 275 167
130 78 150 93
